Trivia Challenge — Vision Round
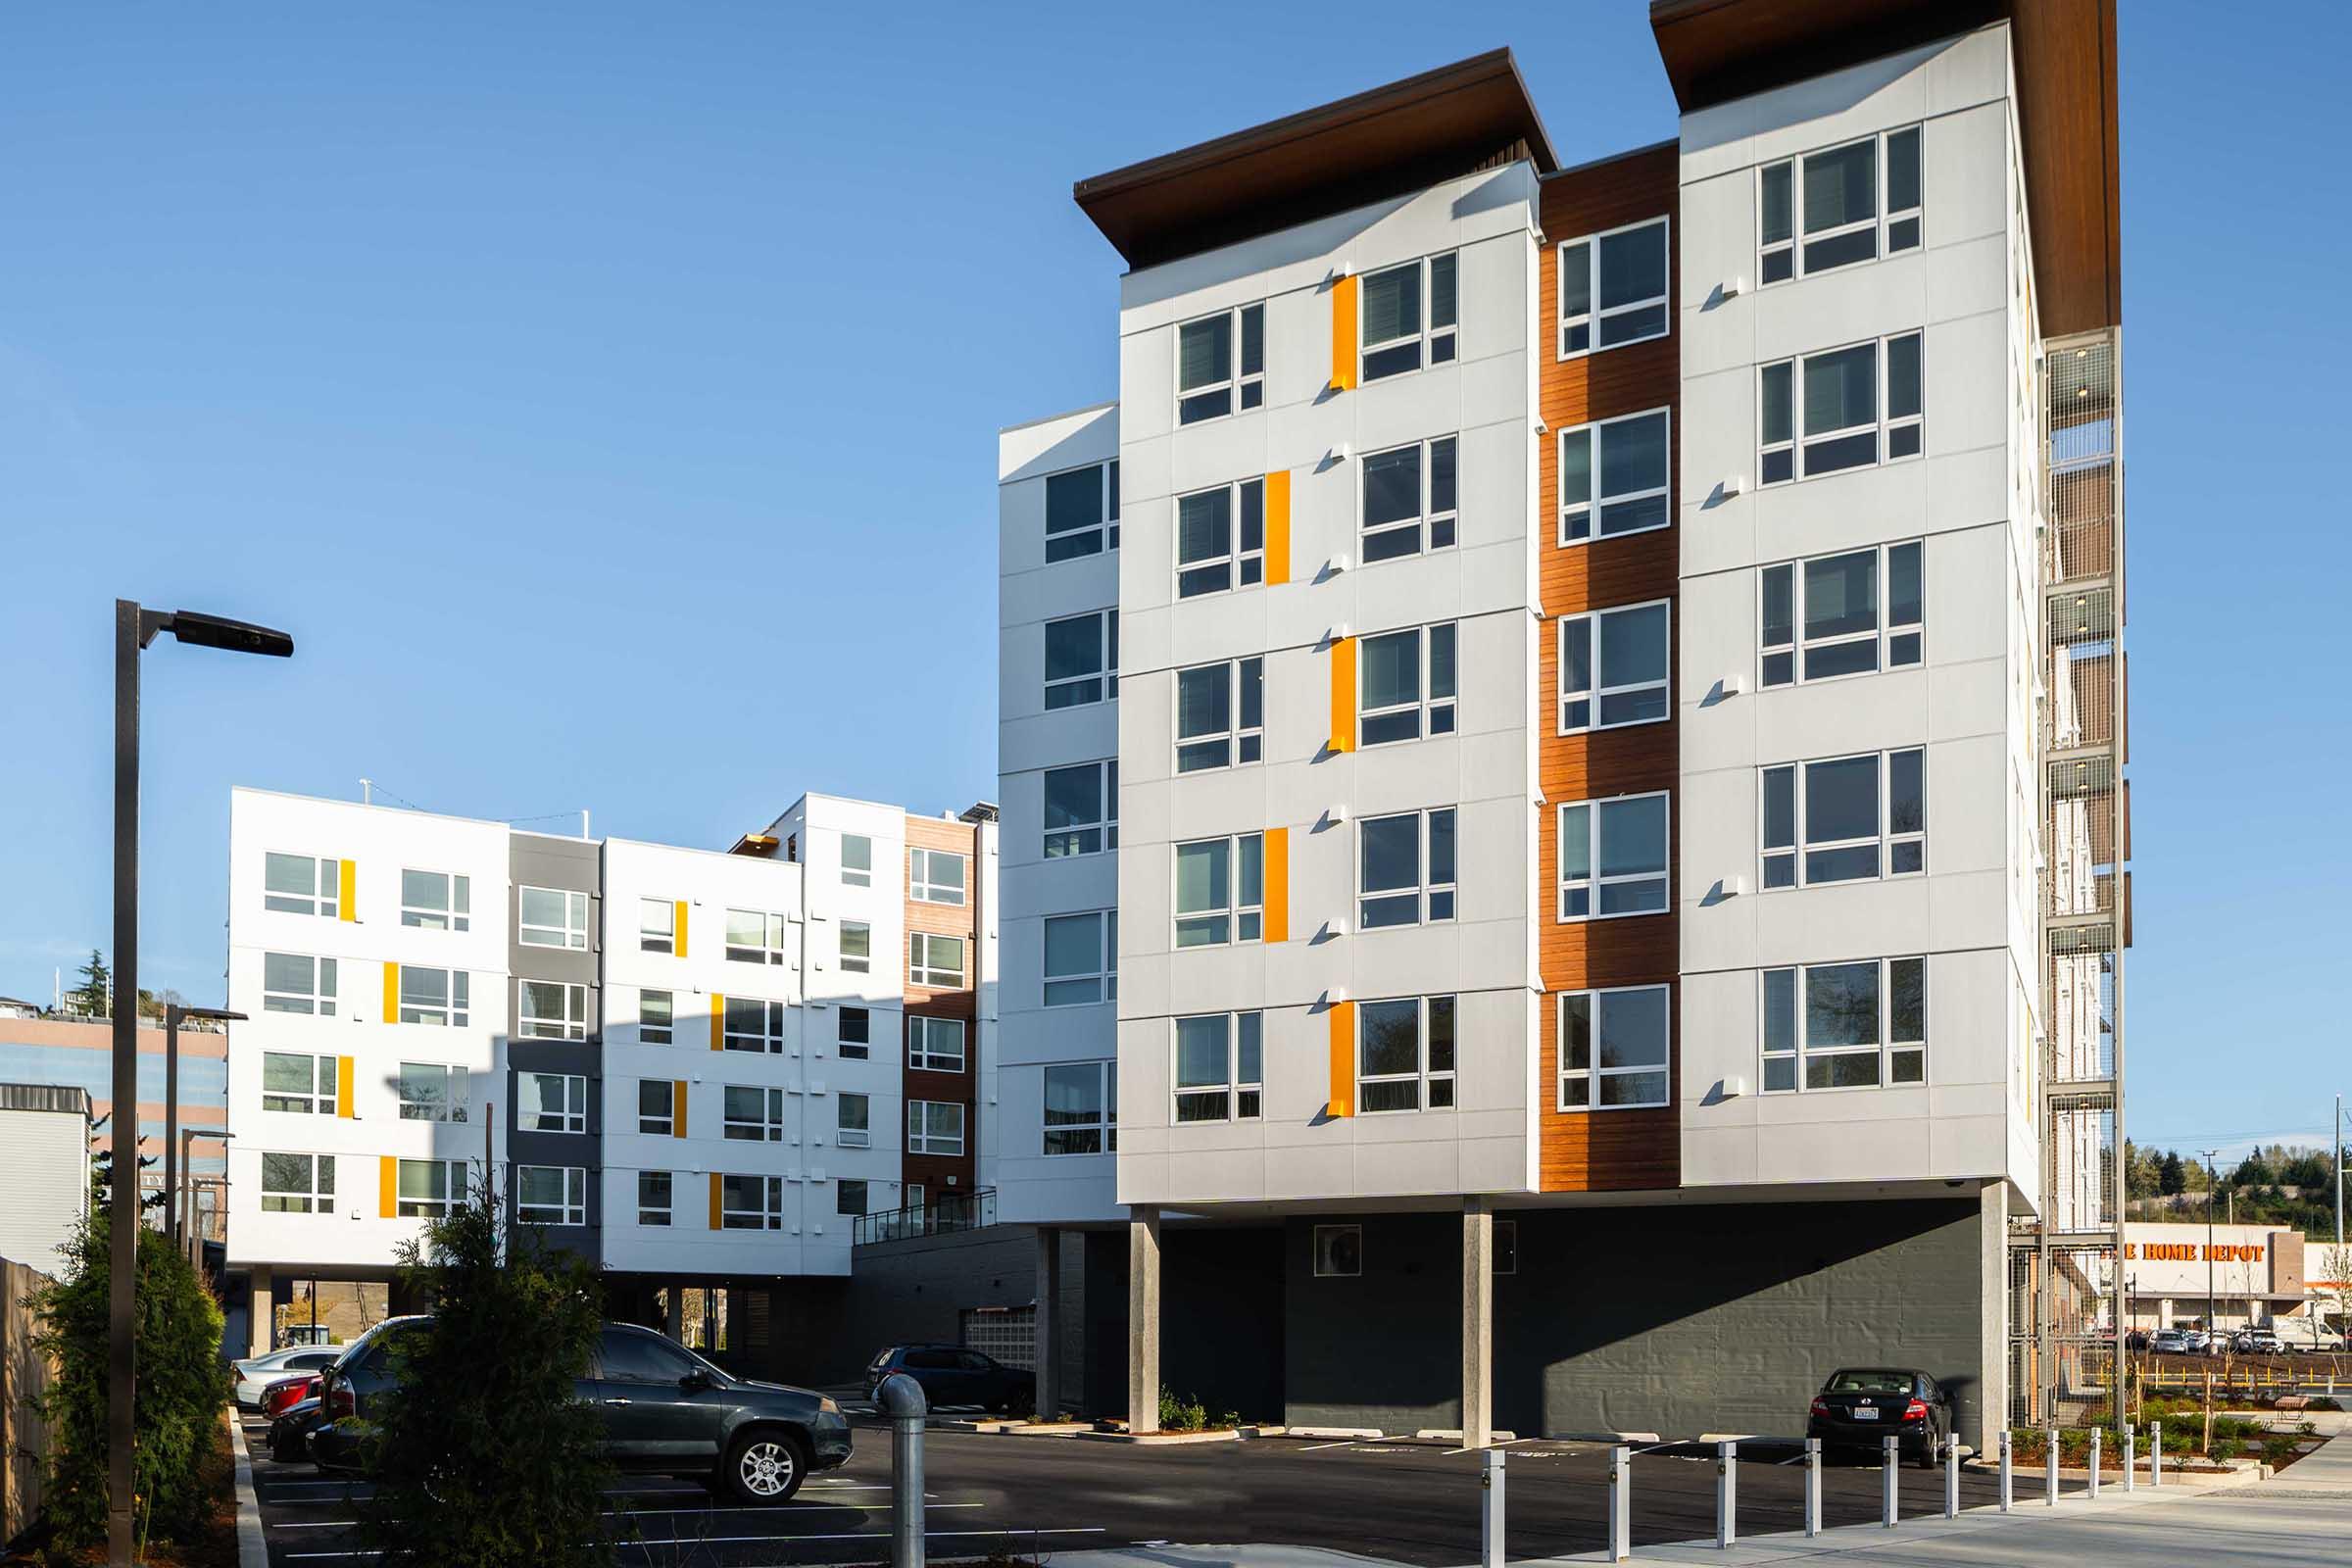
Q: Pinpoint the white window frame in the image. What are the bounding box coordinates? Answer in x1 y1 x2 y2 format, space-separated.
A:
1355 994 1457 1114
1760 748 1926 889
517 1071 588 1135
840 834 873 888
261 1052 335 1114
1042 1060 1116 1155
721 996 786 1054
908 847 969 906
262 953 338 1016
724 908 790 965
1175 301 1265 424
1357 622 1457 747
1173 832 1263 949
1042 910 1116 1006
1043 460 1119 562
1558 600 1671 735
1757 126 1922 286
1556 216 1671 360
516 1164 587 1226
836 1091 871 1149
1359 251 1457 383
719 1173 783 1231
840 920 872 974
396 965 469 1027
517 885 590 950
1042 760 1117 859
260 1152 335 1213
908 1015 967 1072
907 1099 966 1156
639 989 674 1046
636 1079 675 1136
1175 477 1265 598
909 933 966 989
1761 957 1926 1093
1759 331 1923 485
516 979 588 1041
638 897 675 955
1043 610 1117 711
396 1061 467 1122
1174 657 1263 773
1172 1010 1263 1124
637 1170 672 1227
1357 808 1456 930
1557 984 1672 1111
1358 435 1457 563
1557 792 1671 922
838 1005 870 1059
395 1157 466 1219
1759 542 1925 688
399 867 471 932
1557 409 1672 544
722 1083 786 1143
264 852 341 918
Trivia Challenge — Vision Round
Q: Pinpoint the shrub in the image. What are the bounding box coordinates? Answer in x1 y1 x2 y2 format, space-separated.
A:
2309 1396 2343 1412
2262 1435 2300 1468
32 1209 227 1555
1156 1389 1209 1433
2211 1436 2242 1462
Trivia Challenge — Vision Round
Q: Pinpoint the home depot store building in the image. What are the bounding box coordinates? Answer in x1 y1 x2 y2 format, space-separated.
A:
2119 1223 2315 1334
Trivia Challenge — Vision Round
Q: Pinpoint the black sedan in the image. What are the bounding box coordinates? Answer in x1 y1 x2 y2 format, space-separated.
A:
270 1395 328 1463
1807 1367 1953 1466
865 1345 1035 1413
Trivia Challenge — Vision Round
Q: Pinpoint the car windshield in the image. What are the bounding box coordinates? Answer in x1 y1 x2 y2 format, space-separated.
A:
1826 1370 1912 1394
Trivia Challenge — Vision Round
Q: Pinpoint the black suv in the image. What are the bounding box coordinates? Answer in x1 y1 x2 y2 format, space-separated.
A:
310 1319 851 1502
865 1344 1034 1413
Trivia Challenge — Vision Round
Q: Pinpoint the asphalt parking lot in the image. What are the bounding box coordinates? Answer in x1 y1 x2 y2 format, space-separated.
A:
241 1410 2071 1566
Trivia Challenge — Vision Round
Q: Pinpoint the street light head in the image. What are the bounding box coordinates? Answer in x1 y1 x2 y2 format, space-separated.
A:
181 1006 246 1023
165 611 294 659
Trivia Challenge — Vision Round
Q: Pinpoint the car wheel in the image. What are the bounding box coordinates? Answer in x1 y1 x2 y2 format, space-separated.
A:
721 1429 808 1506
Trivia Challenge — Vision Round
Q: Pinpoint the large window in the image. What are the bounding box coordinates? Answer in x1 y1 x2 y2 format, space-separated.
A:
838 1005 869 1059
1357 996 1456 1113
837 1092 870 1149
1558 985 1670 1109
1359 623 1456 746
1359 808 1456 929
1360 252 1456 381
1761 749 1925 888
1558 217 1669 357
264 853 341 917
909 848 968 906
518 886 589 950
909 934 966 989
726 908 789 965
1175 658 1263 772
397 966 469 1027
1558 410 1670 543
262 1053 334 1114
638 897 676 955
841 834 873 888
722 996 786 1054
836 1178 868 1217
723 1084 785 1142
517 980 588 1041
1177 302 1265 423
1558 793 1670 921
396 1158 466 1218
1173 1011 1262 1123
1044 611 1117 710
637 1079 675 1136
1760 331 1922 484
637 1171 672 1226
262 953 337 1016
261 1152 334 1213
908 1016 966 1072
1043 1061 1116 1154
1174 833 1262 948
1360 436 1457 563
721 1173 782 1230
517 1165 587 1226
1043 910 1116 1006
399 868 470 932
1042 760 1116 858
397 1061 466 1122
1759 126 1922 284
639 989 673 1046
1761 544 1923 686
517 1072 587 1135
1044 461 1119 562
907 1100 965 1156
1176 478 1264 598
840 921 871 974
1763 957 1925 1090
1559 602 1669 733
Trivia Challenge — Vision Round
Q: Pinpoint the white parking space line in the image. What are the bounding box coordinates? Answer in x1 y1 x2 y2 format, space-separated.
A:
620 1527 1108 1548
1298 1435 1396 1452
1443 1436 1535 1456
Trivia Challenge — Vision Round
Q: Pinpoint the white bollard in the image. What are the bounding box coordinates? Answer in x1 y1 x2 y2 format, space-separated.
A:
2087 1428 2101 1500
1804 1438 1823 1538
1481 1446 1506 1568
1716 1440 1738 1548
1999 1429 2014 1512
1607 1445 1632 1562
2151 1421 2163 1487
1944 1430 1960 1518
1882 1435 1899 1527
2123 1424 2135 1493
2046 1428 2060 1505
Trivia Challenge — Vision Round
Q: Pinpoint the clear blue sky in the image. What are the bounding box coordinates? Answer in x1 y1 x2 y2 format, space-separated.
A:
2 3 2343 1161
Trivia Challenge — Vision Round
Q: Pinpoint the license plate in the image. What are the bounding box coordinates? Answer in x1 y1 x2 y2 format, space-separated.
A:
1853 1407 1880 1420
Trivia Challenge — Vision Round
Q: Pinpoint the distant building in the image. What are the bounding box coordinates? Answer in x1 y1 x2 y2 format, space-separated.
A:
0 998 43 1020
0 1084 94 1277
2118 1222 2308 1335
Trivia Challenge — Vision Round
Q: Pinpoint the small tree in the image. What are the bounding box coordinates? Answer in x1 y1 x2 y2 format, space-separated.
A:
70 948 111 1018
2159 1151 2186 1197
359 1170 614 1568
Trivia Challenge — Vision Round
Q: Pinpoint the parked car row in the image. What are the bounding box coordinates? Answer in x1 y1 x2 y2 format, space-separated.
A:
2138 1325 2339 1356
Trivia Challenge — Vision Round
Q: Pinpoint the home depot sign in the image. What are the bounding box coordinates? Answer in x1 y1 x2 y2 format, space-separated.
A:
2120 1222 2304 1298
2126 1242 2267 1264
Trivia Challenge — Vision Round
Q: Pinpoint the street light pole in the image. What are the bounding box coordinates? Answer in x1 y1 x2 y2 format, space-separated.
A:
179 1129 234 1268
164 1004 244 1249
2198 1150 2220 1340
107 600 291 1568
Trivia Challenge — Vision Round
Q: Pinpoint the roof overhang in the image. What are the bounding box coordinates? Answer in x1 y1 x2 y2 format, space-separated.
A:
1649 0 2120 335
1074 49 1558 271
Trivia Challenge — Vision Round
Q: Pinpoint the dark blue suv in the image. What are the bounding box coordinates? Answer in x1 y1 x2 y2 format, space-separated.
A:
865 1344 1034 1413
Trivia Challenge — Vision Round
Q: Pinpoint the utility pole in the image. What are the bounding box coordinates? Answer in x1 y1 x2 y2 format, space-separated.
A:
2199 1150 2220 1337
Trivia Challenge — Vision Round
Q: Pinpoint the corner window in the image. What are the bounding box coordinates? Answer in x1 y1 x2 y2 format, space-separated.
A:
397 966 469 1027
723 1084 786 1142
265 853 342 918
396 1062 466 1122
1175 657 1263 772
1042 760 1116 859
1358 808 1456 929
1558 410 1670 543
636 1079 675 1136
262 953 337 1016
838 1005 870 1059
1177 302 1265 423
1762 956 1925 1091
260 1152 334 1214
1360 252 1456 382
1559 601 1669 733
1558 217 1669 358
837 1092 870 1150
1759 126 1922 285
1043 1061 1117 1155
262 1053 334 1114
1043 910 1116 1006
1313 1223 1363 1277
907 1100 965 1156
397 1158 466 1219
909 847 968 906
1558 793 1669 921
841 834 873 888
721 996 786 1054
1360 436 1456 563
637 1171 672 1226
908 1015 966 1072
1761 543 1924 686
725 908 789 966
399 869 470 932
1761 748 1925 888
1359 623 1456 746
1176 478 1264 597
516 980 587 1041
909 933 966 989
1356 995 1456 1113
1558 985 1670 1109
840 921 871 974
1045 611 1117 710
517 1071 587 1135
517 1165 587 1226
720 1173 782 1231
1760 331 1922 484
1174 833 1262 948
1173 1011 1262 1123
518 886 590 951
1044 461 1119 562
638 989 673 1046
638 898 676 955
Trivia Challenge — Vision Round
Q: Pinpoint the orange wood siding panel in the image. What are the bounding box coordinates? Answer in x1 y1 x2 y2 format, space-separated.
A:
379 1155 397 1218
673 1081 688 1139
1330 274 1359 390
673 901 690 958
902 813 980 1195
1265 469 1293 584
1326 1001 1354 1118
1264 826 1290 944
1328 637 1356 754
709 995 724 1052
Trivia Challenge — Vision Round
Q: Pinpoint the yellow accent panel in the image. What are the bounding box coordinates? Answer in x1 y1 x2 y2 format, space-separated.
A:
1265 470 1292 585
337 860 357 922
382 962 399 1023
379 1155 397 1219
1330 274 1358 391
1264 827 1290 945
336 1056 355 1118
709 995 724 1052
1327 1002 1355 1118
709 1172 721 1230
673 1081 688 1139
1329 637 1356 754
674 901 690 958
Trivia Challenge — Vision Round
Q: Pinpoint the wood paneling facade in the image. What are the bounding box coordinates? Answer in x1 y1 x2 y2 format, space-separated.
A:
1535 145 1682 1193
902 813 980 1199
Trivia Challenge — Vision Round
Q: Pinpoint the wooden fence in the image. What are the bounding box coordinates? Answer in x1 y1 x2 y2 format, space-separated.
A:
1 1256 57 1543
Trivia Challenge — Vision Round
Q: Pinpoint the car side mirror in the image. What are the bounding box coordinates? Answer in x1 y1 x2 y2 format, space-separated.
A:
681 1367 711 1391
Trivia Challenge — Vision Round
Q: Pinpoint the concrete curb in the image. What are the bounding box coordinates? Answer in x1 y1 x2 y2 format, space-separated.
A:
228 1412 268 1568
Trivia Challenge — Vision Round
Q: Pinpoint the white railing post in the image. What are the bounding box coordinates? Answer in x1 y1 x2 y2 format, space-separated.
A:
2046 1427 2060 1505
1944 1430 1960 1518
1607 1445 1632 1563
1481 1446 1505 1568
1804 1437 1822 1538
2123 1423 2135 1493
1882 1435 1899 1528
2151 1420 2163 1487
1716 1440 1737 1548
2087 1428 2101 1499
1999 1428 2013 1512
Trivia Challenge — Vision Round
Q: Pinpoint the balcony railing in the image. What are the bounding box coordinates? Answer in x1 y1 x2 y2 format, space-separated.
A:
853 1186 995 1248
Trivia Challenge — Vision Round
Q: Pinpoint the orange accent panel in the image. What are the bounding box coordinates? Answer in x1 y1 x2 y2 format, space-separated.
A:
1326 1001 1354 1118
1265 470 1292 585
1330 274 1358 391
337 860 357 922
673 901 690 958
379 1155 397 1218
673 1081 688 1138
709 1172 721 1230
336 1056 355 1118
1264 828 1290 944
709 995 724 1052
382 962 399 1023
1329 637 1356 754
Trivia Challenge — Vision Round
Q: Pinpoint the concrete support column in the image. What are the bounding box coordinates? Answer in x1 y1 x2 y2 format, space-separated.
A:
1462 1197 1494 1449
1127 1205 1161 1434
1035 1227 1062 1421
664 1285 683 1342
1977 1181 2009 1452
249 1266 275 1356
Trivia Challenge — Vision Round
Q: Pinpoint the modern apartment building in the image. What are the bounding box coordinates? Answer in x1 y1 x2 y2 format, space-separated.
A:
223 787 996 1355
994 0 2127 1444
